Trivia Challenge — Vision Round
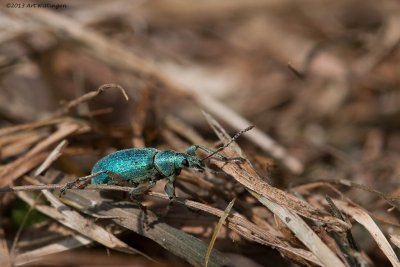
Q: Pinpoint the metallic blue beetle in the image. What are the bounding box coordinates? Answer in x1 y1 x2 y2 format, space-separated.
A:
60 126 253 200
90 145 216 199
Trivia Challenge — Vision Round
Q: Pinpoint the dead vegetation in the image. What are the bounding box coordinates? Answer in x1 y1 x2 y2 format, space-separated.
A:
1 0 400 266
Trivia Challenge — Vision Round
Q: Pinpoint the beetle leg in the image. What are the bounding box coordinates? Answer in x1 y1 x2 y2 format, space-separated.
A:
184 145 197 156
164 175 176 199
186 145 245 162
130 181 139 187
129 181 156 198
59 171 108 196
126 182 155 212
185 145 226 159
104 170 130 186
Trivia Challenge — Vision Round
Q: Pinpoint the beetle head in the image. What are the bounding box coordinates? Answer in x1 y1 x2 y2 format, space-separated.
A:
175 153 204 172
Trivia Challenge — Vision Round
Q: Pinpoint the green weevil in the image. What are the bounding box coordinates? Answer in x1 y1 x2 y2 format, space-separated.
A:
60 126 253 200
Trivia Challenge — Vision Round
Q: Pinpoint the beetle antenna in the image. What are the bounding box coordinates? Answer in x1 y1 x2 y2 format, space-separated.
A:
201 125 254 162
204 167 227 175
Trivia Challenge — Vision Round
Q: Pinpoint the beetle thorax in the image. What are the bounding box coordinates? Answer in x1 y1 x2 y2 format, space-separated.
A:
154 150 180 177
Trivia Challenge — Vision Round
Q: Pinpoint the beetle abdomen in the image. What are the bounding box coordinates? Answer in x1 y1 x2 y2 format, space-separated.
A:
91 148 159 185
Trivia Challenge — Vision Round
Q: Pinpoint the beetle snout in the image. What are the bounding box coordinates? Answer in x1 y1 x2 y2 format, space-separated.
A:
194 163 204 172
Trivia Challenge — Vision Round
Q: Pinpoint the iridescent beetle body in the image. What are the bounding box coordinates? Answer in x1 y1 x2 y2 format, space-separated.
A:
90 146 206 198
91 148 160 185
60 126 253 200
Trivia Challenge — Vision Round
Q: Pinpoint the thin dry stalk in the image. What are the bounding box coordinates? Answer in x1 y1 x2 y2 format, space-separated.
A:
202 113 347 267
13 235 93 266
52 84 129 118
1 183 322 265
204 198 236 267
0 228 11 267
5 7 303 174
331 198 400 266
203 113 348 231
17 190 150 259
0 121 85 187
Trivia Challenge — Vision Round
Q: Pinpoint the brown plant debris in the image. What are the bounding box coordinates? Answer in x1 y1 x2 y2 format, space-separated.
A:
1 1 400 266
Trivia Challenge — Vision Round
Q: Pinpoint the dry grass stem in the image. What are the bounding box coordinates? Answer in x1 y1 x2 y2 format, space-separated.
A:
1 2 399 266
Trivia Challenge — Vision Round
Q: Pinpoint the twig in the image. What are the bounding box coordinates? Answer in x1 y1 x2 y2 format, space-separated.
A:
294 181 400 227
34 140 68 177
0 122 83 187
53 84 129 118
0 118 63 137
196 95 304 174
10 8 304 174
293 179 400 210
330 198 400 266
204 198 236 267
0 228 11 267
202 113 346 267
0 183 322 265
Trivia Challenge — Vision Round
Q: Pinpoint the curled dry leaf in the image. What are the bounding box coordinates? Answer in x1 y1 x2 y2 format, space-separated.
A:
331 198 400 267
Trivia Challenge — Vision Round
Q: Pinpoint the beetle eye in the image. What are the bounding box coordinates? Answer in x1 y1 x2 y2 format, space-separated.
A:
182 159 189 167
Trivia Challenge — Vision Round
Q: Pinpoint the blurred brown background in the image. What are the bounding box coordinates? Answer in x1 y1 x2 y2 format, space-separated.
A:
1 0 400 266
